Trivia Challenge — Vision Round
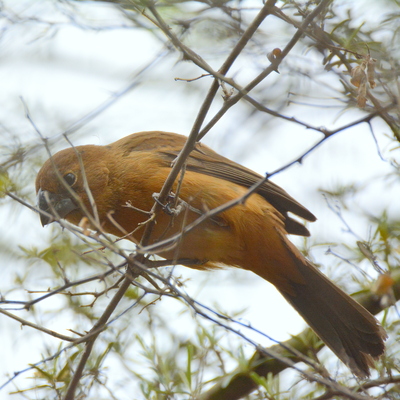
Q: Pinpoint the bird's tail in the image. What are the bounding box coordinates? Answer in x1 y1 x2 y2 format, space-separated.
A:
252 236 387 377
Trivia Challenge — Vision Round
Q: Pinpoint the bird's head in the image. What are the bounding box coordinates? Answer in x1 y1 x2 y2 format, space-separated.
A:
36 145 110 227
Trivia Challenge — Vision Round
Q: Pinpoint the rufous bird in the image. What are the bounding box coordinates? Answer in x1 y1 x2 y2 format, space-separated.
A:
36 131 386 377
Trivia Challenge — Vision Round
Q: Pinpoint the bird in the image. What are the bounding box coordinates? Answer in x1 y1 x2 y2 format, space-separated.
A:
36 131 386 377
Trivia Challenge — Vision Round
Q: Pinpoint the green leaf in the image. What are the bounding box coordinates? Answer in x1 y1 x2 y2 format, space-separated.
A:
0 171 14 197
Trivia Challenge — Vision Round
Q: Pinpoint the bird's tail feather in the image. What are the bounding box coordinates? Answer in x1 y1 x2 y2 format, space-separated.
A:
276 250 386 377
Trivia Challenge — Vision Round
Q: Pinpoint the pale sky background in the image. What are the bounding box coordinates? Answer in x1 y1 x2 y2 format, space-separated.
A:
0 0 399 399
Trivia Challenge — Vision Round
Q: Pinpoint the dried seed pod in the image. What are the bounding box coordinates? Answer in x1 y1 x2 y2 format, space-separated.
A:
351 62 367 88
357 80 368 107
367 57 377 89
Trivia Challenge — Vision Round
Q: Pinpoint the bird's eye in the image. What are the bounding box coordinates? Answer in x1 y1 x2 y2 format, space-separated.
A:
63 173 76 186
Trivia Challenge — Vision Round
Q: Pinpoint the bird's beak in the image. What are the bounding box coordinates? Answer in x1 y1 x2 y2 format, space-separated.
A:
37 189 78 226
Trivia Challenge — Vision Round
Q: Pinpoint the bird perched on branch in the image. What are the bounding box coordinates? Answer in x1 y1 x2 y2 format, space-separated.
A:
36 131 386 377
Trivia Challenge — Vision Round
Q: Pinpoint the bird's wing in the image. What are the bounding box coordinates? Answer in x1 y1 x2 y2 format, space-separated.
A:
114 132 316 236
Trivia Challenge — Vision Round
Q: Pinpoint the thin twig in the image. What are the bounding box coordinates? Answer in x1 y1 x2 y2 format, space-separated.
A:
0 308 76 342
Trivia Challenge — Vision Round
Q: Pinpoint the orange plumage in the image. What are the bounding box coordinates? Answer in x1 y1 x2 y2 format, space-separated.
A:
36 131 386 377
